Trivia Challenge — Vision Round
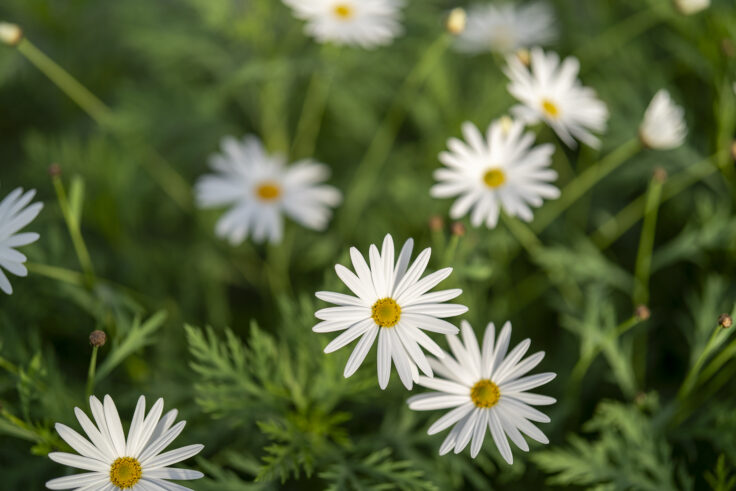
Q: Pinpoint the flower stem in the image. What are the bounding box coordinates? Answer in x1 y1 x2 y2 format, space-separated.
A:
15 38 192 210
85 346 99 398
533 138 641 233
678 324 725 401
52 175 96 288
632 171 665 306
339 34 452 227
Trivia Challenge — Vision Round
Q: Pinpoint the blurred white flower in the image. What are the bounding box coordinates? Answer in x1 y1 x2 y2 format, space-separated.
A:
195 135 341 245
639 90 687 150
314 234 468 390
46 395 203 490
282 0 404 48
408 321 556 462
456 2 557 55
0 187 42 295
505 47 609 148
431 119 559 228
673 0 710 15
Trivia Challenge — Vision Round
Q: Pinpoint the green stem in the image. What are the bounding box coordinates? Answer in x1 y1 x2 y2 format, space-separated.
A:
339 34 451 227
533 138 641 233
291 48 338 159
632 171 665 306
0 356 19 375
52 175 96 287
592 151 723 249
678 325 724 401
16 38 191 210
86 346 99 398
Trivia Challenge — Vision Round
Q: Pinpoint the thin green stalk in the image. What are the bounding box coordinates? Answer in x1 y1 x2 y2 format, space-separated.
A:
0 356 19 375
632 171 665 306
52 175 96 287
591 151 723 249
16 37 192 210
292 48 339 159
339 34 452 226
86 346 99 398
533 138 641 233
678 325 724 401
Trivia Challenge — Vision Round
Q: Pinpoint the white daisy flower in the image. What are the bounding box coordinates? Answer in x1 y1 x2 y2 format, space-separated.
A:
674 0 709 14
639 89 687 150
314 234 468 390
456 2 557 55
431 118 559 228
46 395 204 490
408 321 556 463
195 135 342 245
505 47 609 148
0 187 43 294
282 0 404 49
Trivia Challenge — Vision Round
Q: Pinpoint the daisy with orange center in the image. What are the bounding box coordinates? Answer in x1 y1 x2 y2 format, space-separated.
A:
408 321 556 462
195 135 342 245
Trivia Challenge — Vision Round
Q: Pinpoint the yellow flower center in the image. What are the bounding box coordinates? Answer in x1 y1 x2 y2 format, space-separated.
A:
109 457 142 489
483 168 506 189
371 298 401 327
541 98 560 118
333 4 354 19
255 181 281 201
470 379 501 408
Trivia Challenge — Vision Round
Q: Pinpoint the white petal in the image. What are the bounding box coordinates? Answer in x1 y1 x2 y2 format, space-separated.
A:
141 444 204 469
427 402 475 435
489 410 514 464
470 409 490 458
377 328 391 389
344 325 379 377
407 393 470 411
45 473 107 490
47 452 109 472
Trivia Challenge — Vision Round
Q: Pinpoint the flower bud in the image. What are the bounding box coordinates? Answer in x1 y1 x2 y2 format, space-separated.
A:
516 49 531 67
653 167 668 183
89 330 107 347
429 215 444 232
446 8 466 36
0 22 22 46
451 222 465 237
635 305 651 321
718 313 733 329
48 163 62 177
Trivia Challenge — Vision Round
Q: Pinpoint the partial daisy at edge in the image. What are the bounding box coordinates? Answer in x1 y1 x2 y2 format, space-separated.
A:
407 321 556 463
455 2 557 55
314 234 468 390
46 394 204 490
282 0 405 49
195 134 342 245
431 118 559 229
504 47 609 149
0 186 43 295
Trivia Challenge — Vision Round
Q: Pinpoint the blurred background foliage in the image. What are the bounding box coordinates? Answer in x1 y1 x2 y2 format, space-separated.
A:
1 0 736 489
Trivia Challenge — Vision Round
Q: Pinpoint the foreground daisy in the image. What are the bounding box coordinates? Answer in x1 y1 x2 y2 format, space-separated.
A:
0 187 43 294
282 0 404 49
456 2 557 55
639 90 687 150
195 135 341 245
408 321 555 463
505 48 609 148
431 119 559 228
314 234 468 390
46 395 203 490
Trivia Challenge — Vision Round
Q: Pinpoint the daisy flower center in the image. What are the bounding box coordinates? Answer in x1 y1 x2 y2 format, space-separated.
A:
541 98 560 118
470 379 501 408
109 457 142 488
483 168 506 189
255 181 281 202
333 3 354 19
371 298 401 327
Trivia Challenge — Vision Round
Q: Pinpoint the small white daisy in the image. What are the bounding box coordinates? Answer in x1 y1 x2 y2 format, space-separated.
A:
505 47 609 148
282 0 404 49
408 321 555 463
0 187 43 294
46 395 204 490
674 0 709 14
314 234 468 390
195 135 342 245
639 89 687 150
431 118 559 228
456 2 557 55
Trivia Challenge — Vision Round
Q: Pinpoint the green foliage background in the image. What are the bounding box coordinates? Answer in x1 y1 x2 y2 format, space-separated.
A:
1 0 736 489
